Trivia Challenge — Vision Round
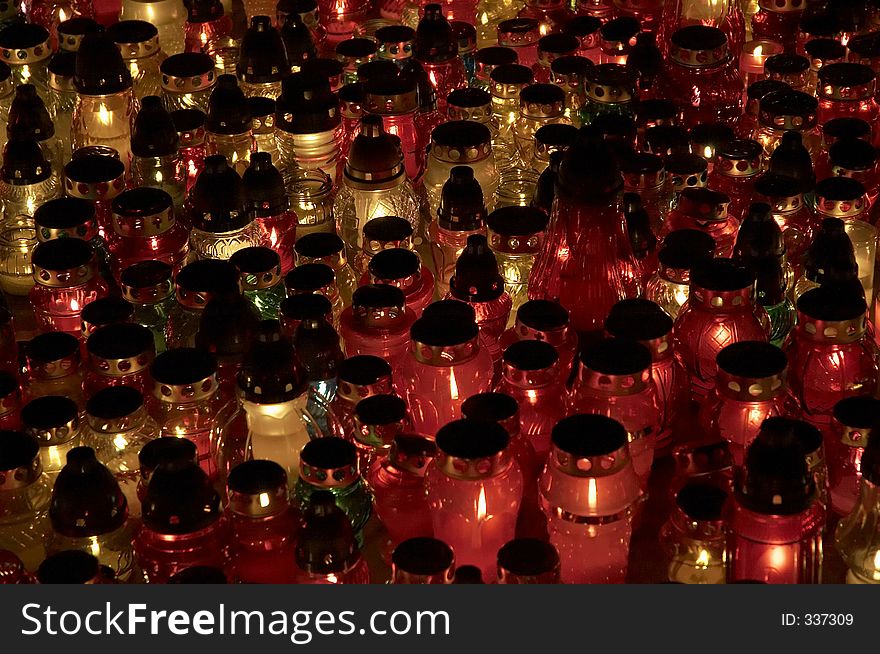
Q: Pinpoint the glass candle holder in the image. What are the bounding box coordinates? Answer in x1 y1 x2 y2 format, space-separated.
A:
0 370 21 430
21 331 85 409
294 232 358 307
294 437 372 542
489 63 533 150
495 538 560 584
293 490 370 584
160 53 217 113
0 215 38 296
660 187 738 258
37 550 115 583
567 337 662 490
135 460 232 583
62 151 126 241
46 446 135 582
828 396 880 518
148 347 226 479
753 173 815 280
834 432 880 584
108 187 189 277
539 413 641 584
120 260 176 353
216 320 325 484
287 168 335 239
353 214 414 275
130 98 187 212
750 0 804 47
564 14 600 60
108 20 167 101
204 74 257 176
350 393 411 477
339 284 416 362
79 297 134 342
82 385 158 520
512 84 571 170
228 246 285 320
369 434 435 559
708 139 764 224
0 24 51 92
698 340 799 468
0 137 59 222
673 257 769 400
784 286 879 429
391 536 455 584
119 0 186 56
763 52 809 91
285 262 344 327
472 46 517 92
227 460 299 584
83 323 155 401
0 430 51 572
238 16 288 100
29 238 109 336
21 395 82 481
328 354 393 439
187 154 261 261
499 299 578 382
726 420 824 584
426 419 522 580
71 34 137 173
248 96 279 164
548 55 591 130
366 248 435 318
753 89 821 158
363 72 425 182
274 71 342 186
660 483 728 584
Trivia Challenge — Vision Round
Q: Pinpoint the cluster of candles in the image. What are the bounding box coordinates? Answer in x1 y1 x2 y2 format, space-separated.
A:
1 0 880 586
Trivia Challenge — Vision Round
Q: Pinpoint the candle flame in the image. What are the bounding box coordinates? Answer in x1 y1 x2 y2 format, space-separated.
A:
448 368 459 401
696 549 710 568
587 478 597 510
113 434 128 451
477 486 487 522
97 104 112 126
89 539 101 557
59 8 67 21
753 44 763 57
770 546 787 569
70 298 80 311
259 492 271 508
703 145 713 159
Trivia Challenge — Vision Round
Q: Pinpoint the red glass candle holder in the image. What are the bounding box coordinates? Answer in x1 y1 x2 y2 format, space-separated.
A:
83 323 156 398
496 538 561 583
828 396 880 517
660 187 738 258
426 419 522 579
0 372 21 431
340 284 416 362
329 354 393 437
673 258 769 400
539 413 641 583
367 248 435 318
391 537 455 584
708 139 764 224
227 460 299 584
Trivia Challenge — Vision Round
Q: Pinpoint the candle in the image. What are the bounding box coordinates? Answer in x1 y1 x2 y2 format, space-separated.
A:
739 39 783 88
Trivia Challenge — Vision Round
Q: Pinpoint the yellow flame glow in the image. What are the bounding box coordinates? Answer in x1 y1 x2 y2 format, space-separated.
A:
753 44 763 57
259 492 271 508
59 8 67 22
97 104 112 126
449 369 459 401
477 486 487 521
696 549 710 568
703 145 714 159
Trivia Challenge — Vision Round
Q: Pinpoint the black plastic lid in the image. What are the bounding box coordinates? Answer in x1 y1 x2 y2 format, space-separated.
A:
690 258 755 292
50 447 127 537
802 217 858 286
497 538 560 578
461 391 518 424
86 385 144 421
753 172 804 200
716 341 787 379
421 298 476 324
437 166 487 231
7 84 54 142
767 131 816 193
475 45 517 67
815 175 866 202
33 196 96 234
280 12 317 66
64 150 125 184
556 126 623 201
409 312 479 348
87 322 154 361
490 63 533 86
1 136 50 184
0 24 49 51
25 331 79 364
765 53 809 78
292 316 343 382
590 114 636 143
112 186 173 224
161 52 215 79
242 152 288 215
818 61 875 88
295 232 344 259
363 215 413 243
186 0 225 23
301 436 356 471
175 259 238 299
581 337 651 376
645 124 689 155
486 205 548 236
436 419 509 459
105 19 157 46
431 120 491 149
21 395 78 431
739 418 817 515
829 138 877 172
295 490 360 574
247 95 275 120
833 395 880 429
604 298 672 342
206 75 252 134
734 202 786 260
414 3 456 63
392 537 454 577
453 565 484 583
352 284 406 312
550 54 592 77
285 262 336 292
231 245 281 276
142 461 221 534
354 393 408 427
228 459 288 495
0 430 39 472
520 82 565 106
168 566 228 583
502 340 558 371
238 16 288 84
823 117 871 142
237 319 306 402
31 237 94 272
670 24 727 52
796 284 866 322
447 87 491 110
280 293 333 322
515 299 568 332
138 437 198 476
74 33 132 95
449 234 505 303
368 247 421 282
150 347 217 386
675 483 727 521
276 71 340 134
195 293 262 359
36 550 102 584
551 414 627 457
189 155 250 231
338 354 392 387
81 297 134 333
131 95 179 157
